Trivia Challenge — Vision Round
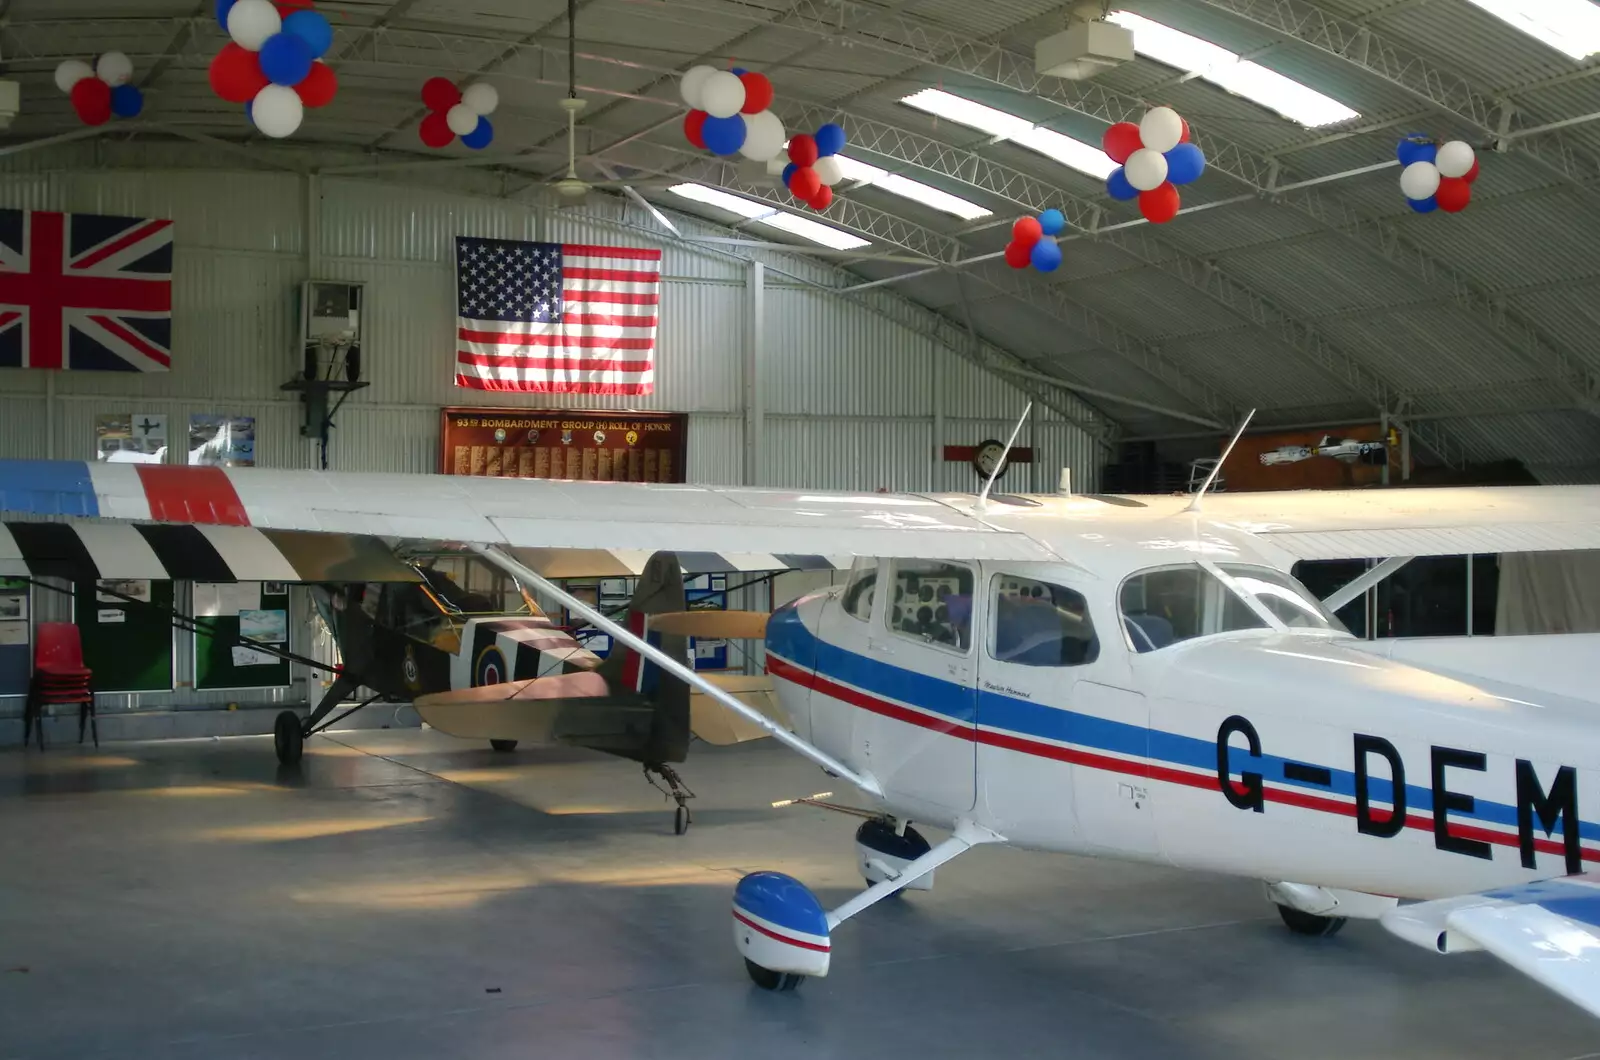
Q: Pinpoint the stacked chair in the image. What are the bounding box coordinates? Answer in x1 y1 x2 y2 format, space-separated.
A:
22 623 97 750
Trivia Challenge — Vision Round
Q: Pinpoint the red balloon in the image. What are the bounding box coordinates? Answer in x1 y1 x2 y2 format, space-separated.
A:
1012 216 1043 247
684 109 708 149
1464 157 1481 183
808 184 833 211
1102 121 1143 164
1138 182 1181 224
209 42 269 104
738 72 773 114
419 111 453 148
1003 240 1031 269
1180 117 1190 143
789 165 821 201
71 78 112 126
1436 176 1471 213
275 0 316 10
421 76 460 112
295 62 337 108
788 134 818 167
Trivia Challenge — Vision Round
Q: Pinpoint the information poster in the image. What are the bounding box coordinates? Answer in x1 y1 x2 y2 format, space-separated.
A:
75 580 174 693
195 582 291 690
0 577 28 697
95 412 167 464
188 414 256 467
686 588 728 671
439 408 687 482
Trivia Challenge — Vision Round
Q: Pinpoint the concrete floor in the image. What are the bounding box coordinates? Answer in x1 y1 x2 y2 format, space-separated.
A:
1 730 1597 1060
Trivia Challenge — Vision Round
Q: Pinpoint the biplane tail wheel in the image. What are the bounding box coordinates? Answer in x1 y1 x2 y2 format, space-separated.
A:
273 710 304 766
1276 904 1347 937
744 959 803 992
674 804 690 835
489 739 518 753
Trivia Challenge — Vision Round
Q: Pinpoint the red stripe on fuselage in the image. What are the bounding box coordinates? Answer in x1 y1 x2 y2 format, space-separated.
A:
134 465 250 525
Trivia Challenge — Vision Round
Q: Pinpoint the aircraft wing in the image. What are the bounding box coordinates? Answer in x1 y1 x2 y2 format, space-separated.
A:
1201 484 1600 560
1382 877 1600 1019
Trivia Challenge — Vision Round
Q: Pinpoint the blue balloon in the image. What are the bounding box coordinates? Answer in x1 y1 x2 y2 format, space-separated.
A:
1407 195 1438 214
782 162 798 186
814 122 846 157
259 32 313 86
731 67 747 76
216 0 236 30
1030 237 1062 273
1106 167 1138 201
1037 208 1065 236
283 10 334 60
1164 142 1206 185
461 116 494 150
110 84 144 119
1396 136 1436 167
702 113 746 155
245 101 253 123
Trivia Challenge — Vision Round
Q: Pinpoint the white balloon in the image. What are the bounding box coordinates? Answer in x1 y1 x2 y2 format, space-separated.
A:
766 156 788 177
1399 160 1441 200
446 103 479 137
251 84 303 138
227 0 282 52
738 109 786 161
54 59 93 95
1139 106 1184 153
461 82 499 117
699 71 746 119
813 155 843 187
95 51 134 87
679 64 717 110
1124 147 1169 191
1436 140 1476 180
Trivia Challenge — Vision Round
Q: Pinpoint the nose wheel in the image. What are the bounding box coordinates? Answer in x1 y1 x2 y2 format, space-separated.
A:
645 762 695 835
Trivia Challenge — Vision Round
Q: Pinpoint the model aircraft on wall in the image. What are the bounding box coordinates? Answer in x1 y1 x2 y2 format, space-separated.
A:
5 455 1600 1015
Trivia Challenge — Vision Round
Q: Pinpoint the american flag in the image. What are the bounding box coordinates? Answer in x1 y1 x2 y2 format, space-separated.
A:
0 209 173 372
455 236 661 394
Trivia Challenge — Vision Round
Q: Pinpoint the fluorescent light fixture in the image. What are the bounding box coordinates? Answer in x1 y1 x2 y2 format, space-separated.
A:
833 154 992 220
1460 0 1600 60
1107 11 1359 128
666 183 870 250
899 88 1117 178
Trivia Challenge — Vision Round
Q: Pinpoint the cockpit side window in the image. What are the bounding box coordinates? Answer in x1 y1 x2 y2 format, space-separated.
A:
842 558 877 622
988 575 1098 667
887 560 974 651
1119 565 1265 653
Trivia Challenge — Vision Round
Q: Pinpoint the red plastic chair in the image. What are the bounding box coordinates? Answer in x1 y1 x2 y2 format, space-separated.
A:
25 622 96 750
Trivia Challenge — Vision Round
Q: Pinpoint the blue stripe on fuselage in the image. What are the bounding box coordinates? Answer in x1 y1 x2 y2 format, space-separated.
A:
766 608 1600 841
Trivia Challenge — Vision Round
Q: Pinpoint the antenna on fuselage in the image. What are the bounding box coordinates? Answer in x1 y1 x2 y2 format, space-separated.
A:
977 401 1032 514
1184 407 1255 514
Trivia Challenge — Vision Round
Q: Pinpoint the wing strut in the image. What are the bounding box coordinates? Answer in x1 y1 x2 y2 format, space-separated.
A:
471 545 883 797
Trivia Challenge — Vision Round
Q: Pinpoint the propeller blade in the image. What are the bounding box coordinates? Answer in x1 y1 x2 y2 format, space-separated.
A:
648 610 770 639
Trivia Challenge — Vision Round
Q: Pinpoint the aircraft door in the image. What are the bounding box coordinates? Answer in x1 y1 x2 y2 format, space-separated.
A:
854 559 978 817
976 569 1156 857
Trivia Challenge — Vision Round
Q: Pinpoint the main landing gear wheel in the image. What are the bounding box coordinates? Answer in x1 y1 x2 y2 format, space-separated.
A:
744 958 803 992
273 710 304 766
674 805 690 836
1276 904 1347 937
644 762 695 836
489 739 519 753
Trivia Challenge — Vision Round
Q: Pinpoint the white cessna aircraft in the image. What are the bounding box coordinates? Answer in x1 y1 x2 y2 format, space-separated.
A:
5 445 1600 1014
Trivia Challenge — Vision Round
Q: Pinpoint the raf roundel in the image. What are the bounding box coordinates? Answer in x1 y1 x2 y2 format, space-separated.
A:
474 645 507 687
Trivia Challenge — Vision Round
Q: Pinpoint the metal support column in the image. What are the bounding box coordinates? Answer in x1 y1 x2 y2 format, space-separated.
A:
744 261 764 486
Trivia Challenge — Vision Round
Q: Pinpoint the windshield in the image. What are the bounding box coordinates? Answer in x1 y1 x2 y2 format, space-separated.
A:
1218 564 1347 634
1119 565 1265 653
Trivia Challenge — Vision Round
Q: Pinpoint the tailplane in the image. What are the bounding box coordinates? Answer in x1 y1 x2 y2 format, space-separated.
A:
597 551 690 762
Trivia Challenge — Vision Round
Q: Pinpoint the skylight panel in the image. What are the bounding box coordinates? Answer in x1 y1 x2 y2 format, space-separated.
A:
667 184 870 250
1461 0 1600 60
899 88 1115 178
1107 11 1360 128
833 154 993 220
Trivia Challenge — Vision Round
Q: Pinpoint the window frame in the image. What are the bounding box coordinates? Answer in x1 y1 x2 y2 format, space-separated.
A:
1116 562 1271 654
985 572 1100 669
841 557 879 623
883 558 976 656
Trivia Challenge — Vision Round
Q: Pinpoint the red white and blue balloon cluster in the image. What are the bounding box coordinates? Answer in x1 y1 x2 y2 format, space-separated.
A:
210 0 338 139
680 65 784 163
54 53 143 126
1101 106 1205 224
1397 136 1479 214
418 78 499 150
1004 208 1067 272
776 123 847 212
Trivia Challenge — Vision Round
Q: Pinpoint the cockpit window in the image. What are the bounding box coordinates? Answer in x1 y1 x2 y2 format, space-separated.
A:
1218 564 1347 633
989 575 1098 667
842 558 877 622
1119 565 1265 653
888 560 974 651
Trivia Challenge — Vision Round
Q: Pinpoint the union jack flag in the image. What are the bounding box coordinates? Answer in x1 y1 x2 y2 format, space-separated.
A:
0 209 173 372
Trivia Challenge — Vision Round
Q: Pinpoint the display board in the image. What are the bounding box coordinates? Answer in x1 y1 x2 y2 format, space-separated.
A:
74 580 174 693
439 408 688 482
0 577 29 697
686 585 729 671
194 582 292 690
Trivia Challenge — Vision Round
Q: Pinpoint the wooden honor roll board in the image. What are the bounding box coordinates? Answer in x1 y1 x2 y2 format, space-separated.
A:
440 409 688 483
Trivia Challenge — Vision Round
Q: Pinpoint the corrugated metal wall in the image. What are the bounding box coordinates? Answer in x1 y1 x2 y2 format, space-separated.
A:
0 154 1101 711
